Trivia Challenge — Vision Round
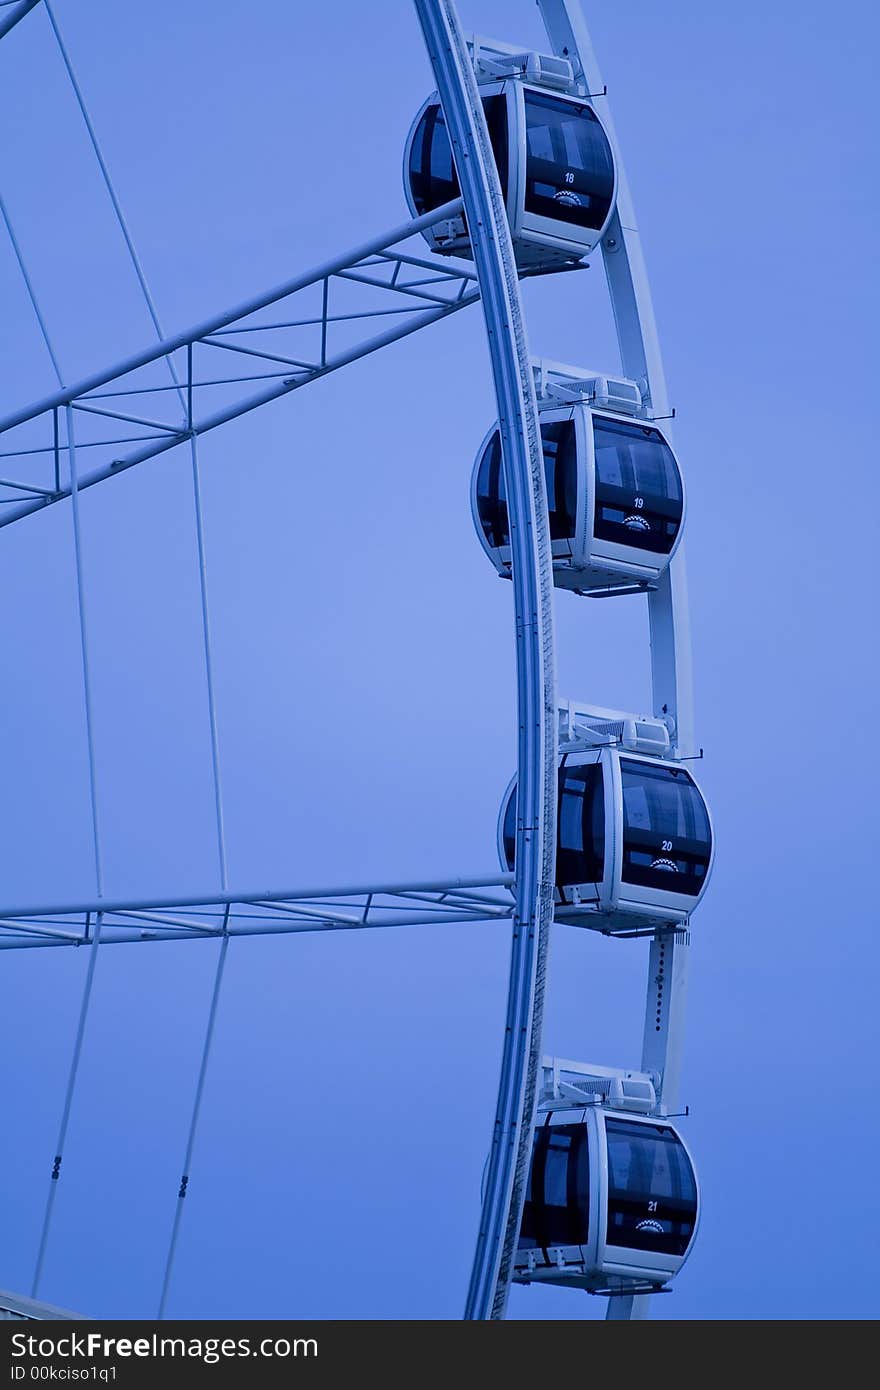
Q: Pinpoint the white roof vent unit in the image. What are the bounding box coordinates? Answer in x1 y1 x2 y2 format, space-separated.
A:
622 718 672 757
606 1077 657 1112
514 51 575 91
588 374 644 415
559 702 672 756
532 360 646 415
540 1057 659 1115
468 36 576 92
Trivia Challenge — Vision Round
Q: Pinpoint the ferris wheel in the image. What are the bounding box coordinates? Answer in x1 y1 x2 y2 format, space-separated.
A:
0 0 713 1323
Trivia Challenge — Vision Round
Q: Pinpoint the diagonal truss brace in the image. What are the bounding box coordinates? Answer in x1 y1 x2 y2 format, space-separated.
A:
0 0 40 43
0 200 584 526
0 873 516 950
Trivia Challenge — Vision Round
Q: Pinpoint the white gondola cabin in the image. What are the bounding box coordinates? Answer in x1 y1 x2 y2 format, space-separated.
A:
500 709 713 932
515 1060 699 1294
404 42 616 268
473 364 685 596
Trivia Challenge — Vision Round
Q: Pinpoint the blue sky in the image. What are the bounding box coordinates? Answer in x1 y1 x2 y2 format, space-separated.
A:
0 0 877 1320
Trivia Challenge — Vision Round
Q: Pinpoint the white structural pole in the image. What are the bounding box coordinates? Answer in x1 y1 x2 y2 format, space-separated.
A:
412 0 558 1322
538 0 699 1320
536 0 696 761
641 928 690 1107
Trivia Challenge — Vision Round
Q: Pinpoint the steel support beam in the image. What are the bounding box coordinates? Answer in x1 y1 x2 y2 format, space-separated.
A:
413 0 558 1323
538 0 696 761
0 874 516 950
0 202 583 529
641 929 690 1108
538 0 701 1323
0 1286 86 1322
0 201 464 435
0 200 470 524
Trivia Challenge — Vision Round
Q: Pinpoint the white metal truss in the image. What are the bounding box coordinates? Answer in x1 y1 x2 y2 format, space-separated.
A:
0 875 515 951
0 1286 86 1322
0 200 586 527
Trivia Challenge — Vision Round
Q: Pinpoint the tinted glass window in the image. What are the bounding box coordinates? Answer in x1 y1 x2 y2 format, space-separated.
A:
523 92 614 231
502 782 517 871
620 759 711 897
520 1122 590 1256
558 759 605 887
476 421 578 551
502 759 604 890
409 96 508 215
592 416 683 556
605 1119 697 1257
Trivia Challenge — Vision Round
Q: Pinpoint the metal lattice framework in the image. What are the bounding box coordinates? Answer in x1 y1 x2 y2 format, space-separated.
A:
0 876 515 951
0 200 584 525
1 0 706 1324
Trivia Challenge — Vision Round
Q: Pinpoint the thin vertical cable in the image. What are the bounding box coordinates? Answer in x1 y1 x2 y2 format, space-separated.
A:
31 913 104 1297
0 191 64 387
64 405 105 896
43 0 228 885
157 438 232 1307
42 0 187 417
157 925 230 1319
0 200 109 1294
190 434 229 891
43 15 234 1317
32 412 107 1296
